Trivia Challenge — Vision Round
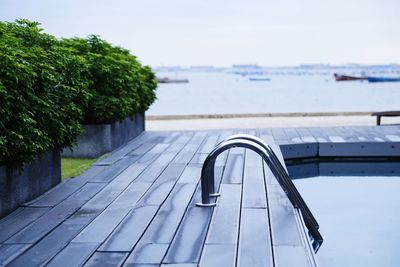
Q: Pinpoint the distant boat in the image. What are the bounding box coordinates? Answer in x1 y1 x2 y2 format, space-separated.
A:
367 76 400 83
333 73 367 81
249 77 271 81
156 77 189 83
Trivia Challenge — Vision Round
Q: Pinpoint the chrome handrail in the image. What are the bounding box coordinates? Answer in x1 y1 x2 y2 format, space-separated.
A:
215 134 319 229
196 136 323 252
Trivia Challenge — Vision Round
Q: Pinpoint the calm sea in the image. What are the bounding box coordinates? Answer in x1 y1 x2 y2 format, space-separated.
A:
148 71 400 116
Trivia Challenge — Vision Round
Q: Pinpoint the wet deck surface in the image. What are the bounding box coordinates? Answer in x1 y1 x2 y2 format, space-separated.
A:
1 126 399 267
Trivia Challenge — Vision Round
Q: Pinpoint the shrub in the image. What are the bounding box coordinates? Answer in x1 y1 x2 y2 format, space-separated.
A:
138 65 157 113
61 35 157 124
0 19 90 166
0 20 157 167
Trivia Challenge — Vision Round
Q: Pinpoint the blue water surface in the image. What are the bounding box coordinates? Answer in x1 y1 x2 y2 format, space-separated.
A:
294 176 400 267
148 71 400 115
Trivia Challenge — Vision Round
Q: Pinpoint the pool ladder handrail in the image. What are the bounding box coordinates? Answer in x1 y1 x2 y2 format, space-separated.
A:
195 134 323 252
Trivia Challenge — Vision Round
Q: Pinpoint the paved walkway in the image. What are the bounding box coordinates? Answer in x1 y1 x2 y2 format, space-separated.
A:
146 115 400 131
1 126 399 267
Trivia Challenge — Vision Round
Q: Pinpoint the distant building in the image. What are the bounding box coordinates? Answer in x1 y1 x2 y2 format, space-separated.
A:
232 64 261 69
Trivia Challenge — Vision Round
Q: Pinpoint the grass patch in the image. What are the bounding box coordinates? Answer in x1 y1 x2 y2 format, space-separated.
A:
62 158 97 180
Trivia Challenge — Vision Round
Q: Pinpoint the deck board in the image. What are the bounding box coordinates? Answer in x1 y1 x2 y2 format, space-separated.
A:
1 126 400 266
0 207 50 243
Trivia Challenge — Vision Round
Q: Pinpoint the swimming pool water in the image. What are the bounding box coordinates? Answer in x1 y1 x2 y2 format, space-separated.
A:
293 176 400 267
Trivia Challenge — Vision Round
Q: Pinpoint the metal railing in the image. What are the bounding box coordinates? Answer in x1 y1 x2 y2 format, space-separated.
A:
196 134 323 252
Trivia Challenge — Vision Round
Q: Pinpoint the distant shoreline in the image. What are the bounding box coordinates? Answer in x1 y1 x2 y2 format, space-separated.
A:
147 111 375 120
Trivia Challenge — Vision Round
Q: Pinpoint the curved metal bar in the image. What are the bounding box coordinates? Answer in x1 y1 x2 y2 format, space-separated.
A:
196 137 323 252
215 134 319 229
208 135 317 225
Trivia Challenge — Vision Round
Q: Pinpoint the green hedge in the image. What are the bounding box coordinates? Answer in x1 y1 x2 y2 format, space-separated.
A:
0 20 157 166
61 35 157 124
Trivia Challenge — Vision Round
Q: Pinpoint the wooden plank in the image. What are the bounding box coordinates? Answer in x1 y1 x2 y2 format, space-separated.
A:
163 132 194 153
7 222 84 266
72 206 132 243
221 148 245 184
357 126 389 142
135 143 169 163
5 183 104 244
322 127 346 143
190 153 208 165
285 128 304 144
173 132 207 164
98 206 159 252
271 128 288 142
72 180 133 219
268 202 303 246
0 207 49 243
386 134 400 142
89 156 139 183
163 207 213 264
135 152 183 183
84 252 128 267
25 179 88 208
160 131 180 144
296 128 317 143
205 184 241 244
343 126 371 141
199 133 220 154
46 242 99 267
140 183 198 244
74 143 179 225
111 163 150 185
259 128 272 135
242 150 267 208
306 127 330 143
25 166 106 207
161 264 197 267
110 182 152 208
199 244 236 267
141 184 196 244
335 127 363 142
177 165 201 184
124 183 197 264
124 243 169 265
0 244 30 266
98 161 190 253
237 208 273 267
136 164 186 206
274 246 311 267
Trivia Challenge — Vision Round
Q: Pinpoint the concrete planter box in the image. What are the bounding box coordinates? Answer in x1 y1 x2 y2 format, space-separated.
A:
0 149 61 218
62 113 145 158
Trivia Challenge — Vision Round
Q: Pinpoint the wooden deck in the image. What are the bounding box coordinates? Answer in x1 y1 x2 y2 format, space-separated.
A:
1 126 399 267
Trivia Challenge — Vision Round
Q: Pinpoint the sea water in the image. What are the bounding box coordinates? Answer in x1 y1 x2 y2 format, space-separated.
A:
148 71 400 115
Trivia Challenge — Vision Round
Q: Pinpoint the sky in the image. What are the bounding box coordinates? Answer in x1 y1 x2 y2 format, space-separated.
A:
1 0 399 67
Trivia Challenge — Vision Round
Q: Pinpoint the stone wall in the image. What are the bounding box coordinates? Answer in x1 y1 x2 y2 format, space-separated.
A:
62 113 145 158
0 149 61 218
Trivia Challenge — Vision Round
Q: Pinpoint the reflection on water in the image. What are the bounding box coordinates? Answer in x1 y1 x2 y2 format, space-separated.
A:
289 160 400 267
286 158 400 179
